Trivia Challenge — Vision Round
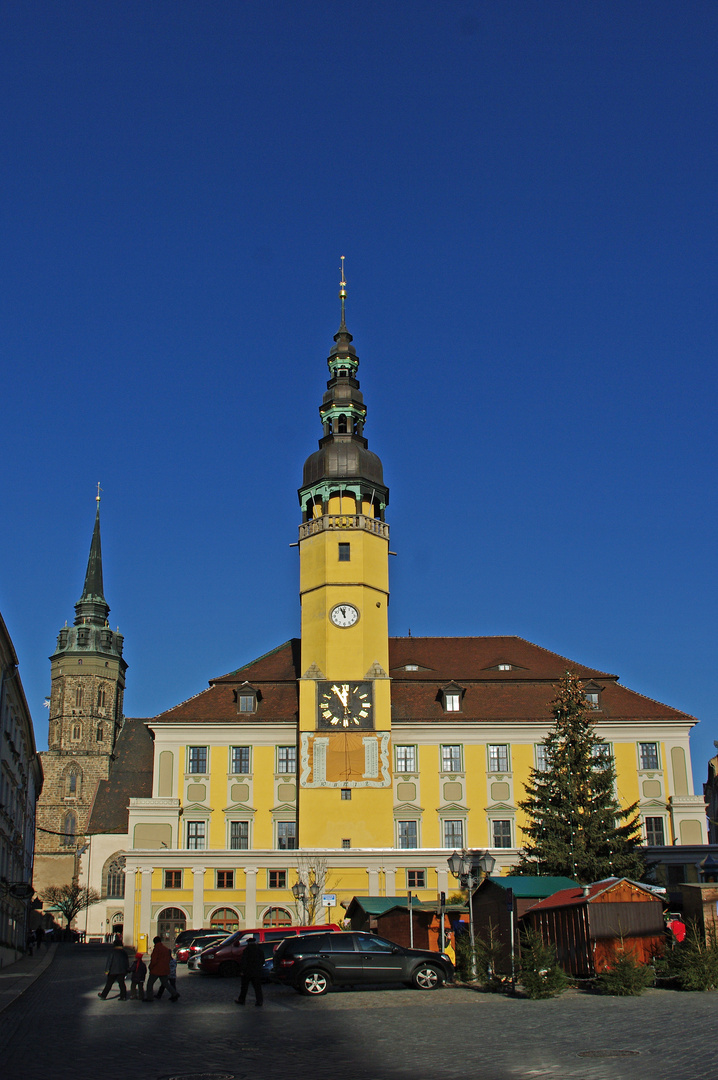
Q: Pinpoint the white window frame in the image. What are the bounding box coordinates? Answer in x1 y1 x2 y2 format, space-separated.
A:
534 744 548 772
440 745 463 773
395 745 417 773
228 819 250 850
488 744 510 773
490 818 513 849
644 816 667 846
187 745 208 775
276 821 297 850
443 819 464 849
639 742 660 770
277 745 297 774
186 820 206 850
445 693 460 712
230 746 251 775
397 820 419 849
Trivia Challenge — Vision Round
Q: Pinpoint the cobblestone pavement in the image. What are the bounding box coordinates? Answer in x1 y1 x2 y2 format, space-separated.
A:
1 944 716 1080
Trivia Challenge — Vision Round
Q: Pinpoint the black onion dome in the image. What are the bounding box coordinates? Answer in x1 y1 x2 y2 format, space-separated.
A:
302 439 385 487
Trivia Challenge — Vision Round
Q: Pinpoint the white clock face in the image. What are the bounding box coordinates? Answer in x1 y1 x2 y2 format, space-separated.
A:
330 603 359 628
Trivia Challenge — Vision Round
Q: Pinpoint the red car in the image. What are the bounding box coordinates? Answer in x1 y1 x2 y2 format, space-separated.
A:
197 924 342 977
174 930 230 963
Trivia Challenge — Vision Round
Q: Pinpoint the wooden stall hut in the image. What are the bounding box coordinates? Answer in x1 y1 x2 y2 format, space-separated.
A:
471 876 578 975
522 877 665 977
345 896 461 952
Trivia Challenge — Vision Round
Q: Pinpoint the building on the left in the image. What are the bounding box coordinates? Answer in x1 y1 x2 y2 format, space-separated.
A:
0 610 43 965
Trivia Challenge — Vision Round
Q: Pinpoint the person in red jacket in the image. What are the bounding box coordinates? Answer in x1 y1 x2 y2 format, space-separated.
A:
144 936 177 1001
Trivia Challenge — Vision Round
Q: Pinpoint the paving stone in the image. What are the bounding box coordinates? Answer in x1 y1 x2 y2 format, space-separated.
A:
1 945 716 1080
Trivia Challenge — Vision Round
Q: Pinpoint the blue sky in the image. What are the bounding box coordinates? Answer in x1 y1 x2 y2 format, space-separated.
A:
1 1 716 785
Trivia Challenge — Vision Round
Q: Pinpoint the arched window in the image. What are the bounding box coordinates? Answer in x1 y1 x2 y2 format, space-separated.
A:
62 813 76 847
210 908 240 932
96 723 103 742
72 723 81 740
66 768 81 797
156 907 186 946
337 414 348 433
97 686 106 708
262 907 292 927
105 855 126 898
75 686 83 707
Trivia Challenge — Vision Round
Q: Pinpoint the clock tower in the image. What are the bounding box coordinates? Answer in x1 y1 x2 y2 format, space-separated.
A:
297 267 394 846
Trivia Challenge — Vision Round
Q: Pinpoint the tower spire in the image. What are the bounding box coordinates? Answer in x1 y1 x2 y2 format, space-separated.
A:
75 489 109 625
339 255 347 330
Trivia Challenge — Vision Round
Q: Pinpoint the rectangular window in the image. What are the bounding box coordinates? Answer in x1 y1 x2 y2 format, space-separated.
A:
640 743 659 770
186 821 206 850
338 543 351 561
342 838 351 849
395 745 417 773
645 817 666 846
407 869 426 889
341 788 352 800
230 821 249 850
164 870 182 889
269 870 287 889
277 746 296 774
238 695 255 713
398 820 418 849
443 819 464 848
231 746 251 774
488 744 509 772
445 693 460 712
492 819 512 848
277 822 297 850
217 870 234 889
585 691 600 709
441 745 462 772
592 743 612 767
188 746 208 774
535 744 548 772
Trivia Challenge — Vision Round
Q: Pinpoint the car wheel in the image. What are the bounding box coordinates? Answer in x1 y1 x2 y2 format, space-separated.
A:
218 960 240 978
412 964 444 990
300 969 330 995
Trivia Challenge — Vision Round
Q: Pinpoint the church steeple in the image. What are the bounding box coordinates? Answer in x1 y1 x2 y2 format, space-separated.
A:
75 488 108 626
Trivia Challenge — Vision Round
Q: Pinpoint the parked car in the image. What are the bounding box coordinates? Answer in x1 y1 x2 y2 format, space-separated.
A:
174 928 227 950
272 931 454 995
197 924 342 977
175 932 230 963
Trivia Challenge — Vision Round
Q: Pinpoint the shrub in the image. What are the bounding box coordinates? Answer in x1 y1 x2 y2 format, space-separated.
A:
595 947 654 995
657 923 718 991
453 921 509 990
519 928 568 999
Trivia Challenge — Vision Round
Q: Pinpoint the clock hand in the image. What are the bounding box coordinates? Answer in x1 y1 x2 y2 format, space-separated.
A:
331 684 349 707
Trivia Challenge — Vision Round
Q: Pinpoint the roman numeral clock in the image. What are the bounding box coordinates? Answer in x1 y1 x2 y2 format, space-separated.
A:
317 681 373 729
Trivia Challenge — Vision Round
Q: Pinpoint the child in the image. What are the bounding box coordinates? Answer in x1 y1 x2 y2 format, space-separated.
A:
129 951 147 1000
155 952 180 1001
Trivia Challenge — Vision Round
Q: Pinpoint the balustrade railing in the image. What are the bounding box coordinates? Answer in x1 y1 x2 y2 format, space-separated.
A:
299 514 390 540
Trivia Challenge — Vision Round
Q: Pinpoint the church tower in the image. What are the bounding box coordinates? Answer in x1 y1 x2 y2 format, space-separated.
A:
35 491 127 876
297 265 394 846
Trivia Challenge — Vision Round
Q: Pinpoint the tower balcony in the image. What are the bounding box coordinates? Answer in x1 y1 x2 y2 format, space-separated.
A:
299 514 390 541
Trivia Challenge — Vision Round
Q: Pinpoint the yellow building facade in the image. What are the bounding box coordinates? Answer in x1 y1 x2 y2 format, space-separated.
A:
78 283 707 947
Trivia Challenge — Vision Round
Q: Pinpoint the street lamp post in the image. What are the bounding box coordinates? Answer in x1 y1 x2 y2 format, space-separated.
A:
293 879 321 924
447 849 496 980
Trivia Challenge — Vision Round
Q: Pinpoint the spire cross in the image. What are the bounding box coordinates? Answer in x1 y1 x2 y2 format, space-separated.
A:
96 482 102 504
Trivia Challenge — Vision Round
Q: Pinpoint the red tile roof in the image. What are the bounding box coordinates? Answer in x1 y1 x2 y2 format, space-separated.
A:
146 635 695 727
525 877 658 911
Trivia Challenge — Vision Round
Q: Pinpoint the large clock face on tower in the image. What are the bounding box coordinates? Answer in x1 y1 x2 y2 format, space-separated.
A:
317 681 373 729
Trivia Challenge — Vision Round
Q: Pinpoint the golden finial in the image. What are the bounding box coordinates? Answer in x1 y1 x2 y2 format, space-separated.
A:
339 256 347 327
96 482 102 504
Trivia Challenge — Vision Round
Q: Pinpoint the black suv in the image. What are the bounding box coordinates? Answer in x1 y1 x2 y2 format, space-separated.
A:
273 931 453 995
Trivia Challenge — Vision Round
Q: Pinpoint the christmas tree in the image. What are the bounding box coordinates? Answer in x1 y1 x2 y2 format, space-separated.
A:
515 671 644 882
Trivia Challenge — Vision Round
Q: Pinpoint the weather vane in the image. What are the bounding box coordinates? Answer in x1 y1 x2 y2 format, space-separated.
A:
96 482 102 504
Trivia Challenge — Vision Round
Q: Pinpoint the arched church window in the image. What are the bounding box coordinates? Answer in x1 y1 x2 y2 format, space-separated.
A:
66 768 81 797
337 414 348 433
62 813 76 847
75 686 83 708
98 686 106 708
105 855 126 898
72 723 81 740
96 723 103 742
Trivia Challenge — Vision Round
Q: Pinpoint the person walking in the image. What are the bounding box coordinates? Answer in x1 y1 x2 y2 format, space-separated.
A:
35 925 46 949
98 936 129 1000
234 936 264 1007
129 951 147 999
155 952 180 1001
144 936 173 1002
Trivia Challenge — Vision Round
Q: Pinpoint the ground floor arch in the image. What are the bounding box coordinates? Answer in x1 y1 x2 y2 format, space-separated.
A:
157 906 187 946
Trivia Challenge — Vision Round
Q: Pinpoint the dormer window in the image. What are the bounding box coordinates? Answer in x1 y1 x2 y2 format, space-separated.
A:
583 683 602 710
234 683 259 714
498 664 512 671
405 664 418 671
440 683 464 713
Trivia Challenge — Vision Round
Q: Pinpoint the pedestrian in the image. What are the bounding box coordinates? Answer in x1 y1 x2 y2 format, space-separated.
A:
144 936 175 1002
129 951 147 999
155 951 180 1001
35 925 46 949
234 936 264 1007
26 929 35 956
98 936 129 1000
